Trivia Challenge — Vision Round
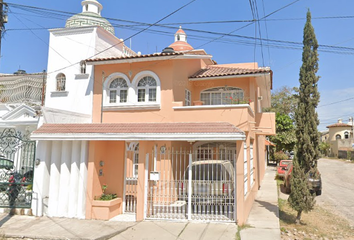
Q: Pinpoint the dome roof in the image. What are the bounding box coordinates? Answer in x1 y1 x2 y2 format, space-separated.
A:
65 0 115 35
169 41 194 51
168 26 193 52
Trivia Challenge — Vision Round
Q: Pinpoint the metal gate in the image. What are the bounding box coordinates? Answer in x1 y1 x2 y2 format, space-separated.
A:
0 128 36 208
146 144 236 222
124 142 139 214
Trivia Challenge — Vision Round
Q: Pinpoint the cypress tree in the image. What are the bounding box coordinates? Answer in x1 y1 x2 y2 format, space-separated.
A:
294 9 321 172
288 9 320 223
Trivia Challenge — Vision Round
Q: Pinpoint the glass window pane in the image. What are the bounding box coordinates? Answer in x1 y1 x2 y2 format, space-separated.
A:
109 90 116 103
211 92 221 105
109 79 118 88
120 90 127 102
149 88 156 101
138 89 145 102
200 93 210 105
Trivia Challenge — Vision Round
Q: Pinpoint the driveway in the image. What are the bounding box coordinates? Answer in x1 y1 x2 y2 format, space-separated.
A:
317 158 354 226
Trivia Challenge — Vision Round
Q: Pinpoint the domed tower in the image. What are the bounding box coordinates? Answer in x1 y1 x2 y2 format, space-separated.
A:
169 26 193 51
65 0 115 35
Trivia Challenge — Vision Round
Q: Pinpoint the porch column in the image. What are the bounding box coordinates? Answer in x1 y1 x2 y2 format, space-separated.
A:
136 141 153 221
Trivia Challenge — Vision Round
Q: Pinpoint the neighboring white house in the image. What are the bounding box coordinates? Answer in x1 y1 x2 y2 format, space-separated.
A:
45 0 135 121
32 0 136 218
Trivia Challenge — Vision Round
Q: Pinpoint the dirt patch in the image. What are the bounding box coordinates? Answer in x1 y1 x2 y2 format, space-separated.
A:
279 197 354 240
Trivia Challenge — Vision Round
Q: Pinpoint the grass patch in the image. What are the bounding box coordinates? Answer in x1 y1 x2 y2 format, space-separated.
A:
236 224 253 240
278 198 354 239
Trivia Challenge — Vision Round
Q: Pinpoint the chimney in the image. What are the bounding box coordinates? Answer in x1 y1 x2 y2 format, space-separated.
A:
338 118 342 124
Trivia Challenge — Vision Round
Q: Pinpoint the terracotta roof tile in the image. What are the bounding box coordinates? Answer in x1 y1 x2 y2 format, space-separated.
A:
33 122 244 135
326 123 352 128
85 52 184 63
189 66 272 79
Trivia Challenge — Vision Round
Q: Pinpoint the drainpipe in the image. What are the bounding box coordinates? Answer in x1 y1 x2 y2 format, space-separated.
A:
101 71 105 123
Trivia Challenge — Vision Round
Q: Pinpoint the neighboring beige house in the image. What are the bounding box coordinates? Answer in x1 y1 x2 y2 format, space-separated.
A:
326 118 354 157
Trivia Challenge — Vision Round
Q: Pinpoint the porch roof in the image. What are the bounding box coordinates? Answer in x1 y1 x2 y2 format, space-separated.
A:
31 122 246 141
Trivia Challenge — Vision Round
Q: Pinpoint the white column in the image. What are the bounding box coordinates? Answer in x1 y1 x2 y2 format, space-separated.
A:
57 141 72 217
32 140 52 217
77 141 88 219
68 141 80 218
47 141 62 217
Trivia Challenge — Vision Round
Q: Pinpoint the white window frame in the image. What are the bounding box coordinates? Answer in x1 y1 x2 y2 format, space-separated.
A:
132 71 161 106
250 143 254 186
200 87 244 105
103 73 133 106
185 89 191 106
108 78 129 103
244 142 248 196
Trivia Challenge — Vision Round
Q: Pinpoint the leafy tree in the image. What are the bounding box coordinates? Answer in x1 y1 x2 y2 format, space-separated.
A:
288 9 320 223
319 141 330 157
269 113 296 152
267 86 298 119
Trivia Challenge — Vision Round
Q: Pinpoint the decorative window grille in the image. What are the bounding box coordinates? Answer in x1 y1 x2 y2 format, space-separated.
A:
109 78 128 103
137 76 157 102
133 144 139 177
185 89 191 106
200 87 244 105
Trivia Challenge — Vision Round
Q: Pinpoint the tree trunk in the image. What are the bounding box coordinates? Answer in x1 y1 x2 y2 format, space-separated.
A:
295 210 302 224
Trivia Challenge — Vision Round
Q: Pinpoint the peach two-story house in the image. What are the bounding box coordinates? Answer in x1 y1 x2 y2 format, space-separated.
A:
30 0 275 225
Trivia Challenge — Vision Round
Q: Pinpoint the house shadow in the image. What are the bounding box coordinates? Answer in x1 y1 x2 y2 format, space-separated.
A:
0 211 15 228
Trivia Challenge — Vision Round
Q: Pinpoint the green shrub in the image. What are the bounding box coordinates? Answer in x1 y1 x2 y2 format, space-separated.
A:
274 151 289 162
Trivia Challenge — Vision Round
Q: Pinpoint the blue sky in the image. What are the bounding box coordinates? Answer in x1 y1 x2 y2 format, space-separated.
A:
1 0 354 131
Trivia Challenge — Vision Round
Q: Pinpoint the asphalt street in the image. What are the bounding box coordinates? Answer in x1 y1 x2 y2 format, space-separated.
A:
316 158 354 226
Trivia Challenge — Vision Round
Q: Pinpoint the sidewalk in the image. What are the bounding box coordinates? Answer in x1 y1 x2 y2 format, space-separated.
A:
0 167 280 240
240 166 281 240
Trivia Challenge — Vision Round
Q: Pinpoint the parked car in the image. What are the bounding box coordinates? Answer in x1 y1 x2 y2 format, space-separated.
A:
277 160 292 179
179 160 235 204
284 162 322 196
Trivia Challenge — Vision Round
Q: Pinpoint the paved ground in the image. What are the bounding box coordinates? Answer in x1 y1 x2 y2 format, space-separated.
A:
0 166 280 240
316 158 354 226
240 167 281 240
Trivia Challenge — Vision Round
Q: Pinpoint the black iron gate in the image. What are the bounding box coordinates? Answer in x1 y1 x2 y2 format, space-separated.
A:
0 128 36 208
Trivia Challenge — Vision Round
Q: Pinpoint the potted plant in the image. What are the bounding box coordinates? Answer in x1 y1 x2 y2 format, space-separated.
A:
91 184 122 220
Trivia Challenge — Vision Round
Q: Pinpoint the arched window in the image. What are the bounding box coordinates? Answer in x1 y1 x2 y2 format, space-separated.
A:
109 78 128 103
344 131 349 139
56 73 66 91
137 76 157 102
336 134 341 140
200 87 244 105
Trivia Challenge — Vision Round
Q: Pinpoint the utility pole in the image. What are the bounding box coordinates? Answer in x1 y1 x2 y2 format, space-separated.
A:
0 0 8 67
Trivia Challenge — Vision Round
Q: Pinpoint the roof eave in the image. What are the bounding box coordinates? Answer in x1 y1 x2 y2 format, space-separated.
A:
86 54 213 65
189 72 271 81
30 133 246 141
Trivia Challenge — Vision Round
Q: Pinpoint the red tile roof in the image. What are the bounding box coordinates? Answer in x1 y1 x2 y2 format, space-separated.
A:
326 123 353 128
189 66 272 79
33 122 244 135
85 52 184 63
